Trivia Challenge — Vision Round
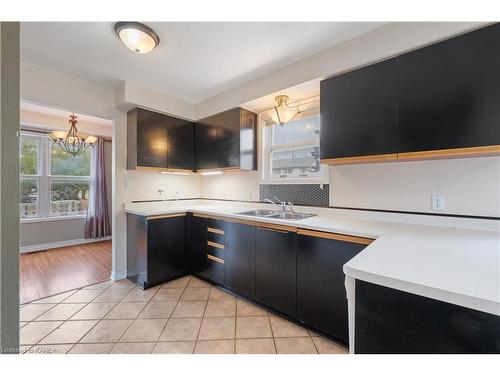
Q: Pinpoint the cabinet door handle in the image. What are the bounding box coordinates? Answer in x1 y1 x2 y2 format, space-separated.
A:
207 227 224 235
256 226 293 234
207 254 224 264
207 241 225 249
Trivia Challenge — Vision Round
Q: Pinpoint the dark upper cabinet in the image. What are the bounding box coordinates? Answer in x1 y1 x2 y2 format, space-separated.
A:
195 108 257 171
166 117 195 170
224 222 256 298
397 24 500 153
128 108 168 169
255 227 297 317
194 124 219 170
320 58 398 160
127 213 187 289
127 107 195 171
297 233 367 343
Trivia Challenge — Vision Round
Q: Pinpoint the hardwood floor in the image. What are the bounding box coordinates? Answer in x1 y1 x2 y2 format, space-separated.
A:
20 240 112 304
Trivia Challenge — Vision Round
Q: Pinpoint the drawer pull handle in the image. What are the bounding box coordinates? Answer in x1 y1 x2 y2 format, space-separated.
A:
207 241 224 249
257 226 292 234
207 227 224 235
207 254 224 264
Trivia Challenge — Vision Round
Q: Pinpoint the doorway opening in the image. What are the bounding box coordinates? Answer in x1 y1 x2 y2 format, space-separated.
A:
19 102 113 304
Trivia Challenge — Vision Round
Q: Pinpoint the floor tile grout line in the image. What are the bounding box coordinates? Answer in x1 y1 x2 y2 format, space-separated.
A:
193 281 210 354
99 282 163 352
153 278 188 352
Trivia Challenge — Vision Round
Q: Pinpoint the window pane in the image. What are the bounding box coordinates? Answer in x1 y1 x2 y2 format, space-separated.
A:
271 145 320 177
50 143 91 176
269 115 320 146
20 135 39 175
50 179 89 216
20 178 39 218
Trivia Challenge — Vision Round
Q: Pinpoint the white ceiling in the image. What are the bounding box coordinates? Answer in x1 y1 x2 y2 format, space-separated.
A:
21 22 384 103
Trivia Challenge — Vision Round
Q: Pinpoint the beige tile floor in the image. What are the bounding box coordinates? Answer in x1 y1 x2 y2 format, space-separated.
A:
20 275 348 354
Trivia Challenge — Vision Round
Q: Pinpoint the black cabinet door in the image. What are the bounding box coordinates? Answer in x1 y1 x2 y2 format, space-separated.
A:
255 227 296 317
215 108 240 169
320 58 398 160
225 222 256 298
194 124 219 170
297 234 366 343
166 118 194 170
147 216 187 287
397 24 500 153
135 108 168 168
188 215 207 276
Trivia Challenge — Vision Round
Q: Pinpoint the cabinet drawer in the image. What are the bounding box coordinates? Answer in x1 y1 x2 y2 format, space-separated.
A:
206 219 225 231
207 231 224 245
207 245 224 259
200 255 224 285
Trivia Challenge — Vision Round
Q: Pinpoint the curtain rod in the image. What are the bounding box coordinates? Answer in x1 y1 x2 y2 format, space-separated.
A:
20 127 112 142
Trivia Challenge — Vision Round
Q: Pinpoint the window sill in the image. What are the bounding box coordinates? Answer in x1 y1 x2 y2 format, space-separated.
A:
20 215 87 224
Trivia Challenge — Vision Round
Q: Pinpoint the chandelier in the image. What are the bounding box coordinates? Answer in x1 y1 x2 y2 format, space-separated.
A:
48 113 97 156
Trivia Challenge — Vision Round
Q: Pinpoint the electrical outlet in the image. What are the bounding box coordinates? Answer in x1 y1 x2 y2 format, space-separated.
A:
432 195 445 210
175 191 180 200
243 190 251 201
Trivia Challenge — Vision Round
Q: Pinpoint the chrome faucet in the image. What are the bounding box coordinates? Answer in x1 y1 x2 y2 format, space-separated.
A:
263 198 279 210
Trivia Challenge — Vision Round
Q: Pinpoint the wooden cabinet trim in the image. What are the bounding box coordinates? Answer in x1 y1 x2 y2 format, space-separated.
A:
397 145 500 161
207 240 225 249
147 213 186 220
207 254 224 264
192 212 297 232
320 145 500 165
297 228 374 245
321 153 397 165
207 227 225 235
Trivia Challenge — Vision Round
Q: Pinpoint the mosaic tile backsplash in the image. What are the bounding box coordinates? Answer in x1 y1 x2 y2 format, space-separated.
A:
259 184 329 207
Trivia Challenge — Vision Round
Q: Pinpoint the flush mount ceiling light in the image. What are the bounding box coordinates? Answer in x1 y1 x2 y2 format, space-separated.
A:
48 113 97 156
268 95 301 126
114 22 160 54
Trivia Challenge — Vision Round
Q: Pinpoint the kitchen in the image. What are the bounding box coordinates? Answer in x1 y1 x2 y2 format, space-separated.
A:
0 5 499 369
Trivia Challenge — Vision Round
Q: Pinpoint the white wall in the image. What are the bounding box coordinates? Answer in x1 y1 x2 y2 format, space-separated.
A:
21 62 116 120
200 171 259 202
196 22 486 118
125 171 201 202
329 157 500 217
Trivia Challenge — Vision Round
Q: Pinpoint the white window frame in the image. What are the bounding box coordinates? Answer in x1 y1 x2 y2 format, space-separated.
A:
260 112 328 184
20 130 92 222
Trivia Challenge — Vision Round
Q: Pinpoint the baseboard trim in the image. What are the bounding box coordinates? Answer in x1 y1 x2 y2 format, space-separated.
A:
110 270 127 281
20 236 112 253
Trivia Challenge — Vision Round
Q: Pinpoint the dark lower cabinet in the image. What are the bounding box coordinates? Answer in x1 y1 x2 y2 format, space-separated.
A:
188 215 224 285
187 214 206 276
297 233 367 344
355 280 500 353
255 227 297 317
224 222 256 298
127 213 187 289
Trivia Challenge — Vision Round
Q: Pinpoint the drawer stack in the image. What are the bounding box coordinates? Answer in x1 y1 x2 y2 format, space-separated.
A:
204 218 226 284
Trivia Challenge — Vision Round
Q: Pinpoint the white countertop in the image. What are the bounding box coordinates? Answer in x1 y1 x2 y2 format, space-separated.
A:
125 200 500 316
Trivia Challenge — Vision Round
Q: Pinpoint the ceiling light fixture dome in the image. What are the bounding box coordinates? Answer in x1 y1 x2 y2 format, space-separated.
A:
268 95 300 126
114 22 160 54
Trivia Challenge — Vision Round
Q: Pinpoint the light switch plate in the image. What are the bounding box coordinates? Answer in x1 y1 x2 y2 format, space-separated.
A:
432 195 445 210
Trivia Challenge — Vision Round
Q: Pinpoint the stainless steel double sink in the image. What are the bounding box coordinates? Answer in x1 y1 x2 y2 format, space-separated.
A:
236 209 316 221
